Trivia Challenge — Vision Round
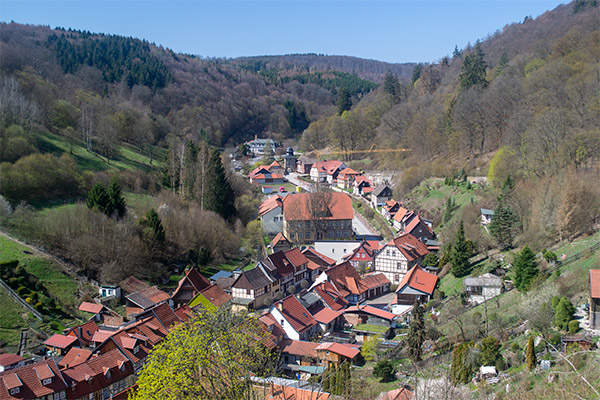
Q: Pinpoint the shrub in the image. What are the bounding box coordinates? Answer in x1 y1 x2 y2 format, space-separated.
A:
288 285 297 294
35 302 44 312
495 356 506 371
568 320 580 334
373 360 395 382
16 286 27 296
263 296 274 307
7 277 18 288
25 297 32 303
299 279 309 289
274 292 283 300
549 331 561 346
365 208 375 219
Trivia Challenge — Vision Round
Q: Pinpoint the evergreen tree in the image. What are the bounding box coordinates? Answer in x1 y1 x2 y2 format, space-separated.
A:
489 175 519 249
459 44 488 91
478 336 501 366
141 208 165 244
411 63 423 85
336 86 352 115
450 342 473 385
526 336 536 370
453 45 462 58
513 245 538 292
554 296 576 331
107 179 126 218
383 70 402 103
408 299 426 362
204 148 236 220
450 221 470 277
443 197 455 223
373 360 395 382
86 183 110 214
321 368 331 392
496 53 509 76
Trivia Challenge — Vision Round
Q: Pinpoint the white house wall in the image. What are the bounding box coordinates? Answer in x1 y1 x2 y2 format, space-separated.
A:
374 245 409 284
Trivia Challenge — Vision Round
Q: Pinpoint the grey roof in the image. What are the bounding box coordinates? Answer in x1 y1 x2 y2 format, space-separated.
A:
215 276 235 291
300 292 321 309
464 273 503 287
210 270 233 281
232 266 273 290
126 292 155 309
480 208 495 215
298 156 317 164
372 183 392 197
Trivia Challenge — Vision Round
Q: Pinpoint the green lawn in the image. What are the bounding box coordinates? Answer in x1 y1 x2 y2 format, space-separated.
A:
0 287 29 349
353 324 389 334
438 272 464 297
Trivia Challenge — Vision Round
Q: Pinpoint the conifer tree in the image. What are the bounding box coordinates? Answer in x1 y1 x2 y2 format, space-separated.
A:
86 183 110 214
336 86 352 115
554 296 576 331
451 342 473 385
489 175 519 249
408 299 426 362
526 336 536 370
107 179 126 218
450 221 470 277
513 245 538 292
141 208 165 244
204 148 235 220
459 44 487 91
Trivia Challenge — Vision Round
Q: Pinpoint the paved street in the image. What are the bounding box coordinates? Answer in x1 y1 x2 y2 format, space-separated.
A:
286 172 313 192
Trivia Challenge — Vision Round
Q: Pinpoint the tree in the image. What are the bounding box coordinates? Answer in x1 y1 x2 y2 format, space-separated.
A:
411 63 423 85
336 86 352 116
443 197 456 223
450 221 470 277
373 360 395 382
450 342 473 385
408 299 426 362
132 307 275 400
478 336 501 366
107 179 126 218
513 245 538 292
525 336 536 370
489 203 519 249
554 296 575 331
459 44 487 91
361 336 380 362
140 208 165 245
86 183 109 214
204 148 236 220
383 70 402 103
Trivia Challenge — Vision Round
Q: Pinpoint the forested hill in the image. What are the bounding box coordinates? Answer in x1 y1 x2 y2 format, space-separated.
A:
229 54 416 83
0 23 381 148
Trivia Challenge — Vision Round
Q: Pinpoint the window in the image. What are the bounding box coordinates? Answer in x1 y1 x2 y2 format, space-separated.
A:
43 378 52 385
395 274 400 282
9 388 19 395
133 345 140 354
246 289 251 295
386 250 390 256
397 262 402 270
361 253 365 258
305 221 310 228
327 231 334 238
392 250 396 256
120 363 126 372
305 231 311 239
336 230 343 238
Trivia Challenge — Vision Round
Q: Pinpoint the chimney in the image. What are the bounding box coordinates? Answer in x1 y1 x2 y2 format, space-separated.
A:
78 326 82 339
276 302 283 312
255 134 258 141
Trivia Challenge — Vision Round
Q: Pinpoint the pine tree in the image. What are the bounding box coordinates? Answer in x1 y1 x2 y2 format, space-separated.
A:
336 86 352 115
141 208 165 244
554 296 576 331
526 336 536 370
451 342 473 385
450 221 470 277
513 245 538 292
443 197 455 223
489 175 519 249
383 70 402 103
408 299 426 362
86 183 110 214
459 44 487 91
411 64 422 85
107 179 126 218
204 148 236 220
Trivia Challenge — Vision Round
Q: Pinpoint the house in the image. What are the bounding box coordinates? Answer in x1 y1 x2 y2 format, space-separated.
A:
270 232 293 253
299 292 344 334
342 240 379 270
311 261 369 305
259 195 284 235
209 270 233 283
371 184 393 208
373 233 430 284
246 137 277 155
314 241 362 263
464 273 503 304
170 268 211 308
336 168 361 189
58 347 92 369
277 338 320 369
268 295 319 341
362 273 391 299
64 321 100 348
589 269 600 329
119 276 151 295
43 334 78 356
283 192 354 244
353 176 373 196
381 200 401 220
268 384 331 400
561 334 595 352
315 342 360 368
394 266 439 309
231 265 275 309
309 161 347 183
481 208 494 225
188 284 231 310
78 301 105 322
282 147 297 173
297 156 317 175
0 354 25 372
310 282 349 312
302 247 336 281
249 172 285 185
403 216 435 242
344 305 398 328
0 359 68 399
125 286 171 317
259 248 310 295
376 387 415 400
99 284 121 299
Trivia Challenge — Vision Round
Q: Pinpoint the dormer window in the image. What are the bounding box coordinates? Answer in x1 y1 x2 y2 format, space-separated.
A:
9 388 20 395
133 345 140 354
105 370 111 379
120 362 126 372
42 377 52 385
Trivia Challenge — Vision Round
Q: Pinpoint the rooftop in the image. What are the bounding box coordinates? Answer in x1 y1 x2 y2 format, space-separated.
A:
43 334 78 349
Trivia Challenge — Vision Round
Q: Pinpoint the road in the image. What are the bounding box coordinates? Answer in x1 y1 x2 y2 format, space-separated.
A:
353 213 377 236
286 172 313 193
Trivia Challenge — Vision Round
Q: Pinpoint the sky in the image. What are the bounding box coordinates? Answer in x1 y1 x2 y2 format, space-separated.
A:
1 0 565 64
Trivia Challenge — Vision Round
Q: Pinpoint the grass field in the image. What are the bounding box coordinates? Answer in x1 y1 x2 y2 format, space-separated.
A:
0 287 29 349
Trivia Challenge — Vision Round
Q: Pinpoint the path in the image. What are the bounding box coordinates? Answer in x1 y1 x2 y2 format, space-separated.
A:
286 172 313 193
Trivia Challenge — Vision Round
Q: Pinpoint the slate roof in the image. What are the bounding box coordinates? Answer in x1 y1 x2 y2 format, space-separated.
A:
590 269 600 299
273 295 318 334
232 266 273 291
397 266 438 296
210 270 233 281
283 192 353 221
464 273 503 288
372 183 392 198
0 359 67 399
387 233 430 262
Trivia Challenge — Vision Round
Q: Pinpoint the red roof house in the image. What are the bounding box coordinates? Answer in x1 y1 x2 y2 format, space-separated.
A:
65 321 100 348
78 302 104 315
590 269 600 329
43 334 78 355
395 265 439 306
269 295 319 341
170 268 211 307
0 359 68 399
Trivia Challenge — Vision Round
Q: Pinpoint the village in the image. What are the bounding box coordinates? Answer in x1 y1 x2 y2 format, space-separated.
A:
1 141 599 400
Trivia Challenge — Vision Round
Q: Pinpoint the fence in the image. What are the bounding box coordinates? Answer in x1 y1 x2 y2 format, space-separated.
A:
555 241 600 268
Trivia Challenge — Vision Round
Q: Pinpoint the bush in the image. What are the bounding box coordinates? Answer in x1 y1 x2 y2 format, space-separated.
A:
25 297 32 303
389 284 398 292
549 331 561 346
35 302 44 312
568 320 580 334
365 208 375 219
495 356 506 371
288 285 297 294
274 292 284 300
373 360 395 382
16 286 27 296
299 279 309 289
7 277 18 288
263 296 274 307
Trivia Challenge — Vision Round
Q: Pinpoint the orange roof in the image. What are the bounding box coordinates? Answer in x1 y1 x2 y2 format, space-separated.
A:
362 187 374 194
259 195 283 216
140 287 171 304
270 232 291 248
397 266 438 296
43 334 77 349
393 207 410 223
404 216 433 236
311 307 341 324
278 339 319 358
302 247 336 266
199 284 231 307
0 354 24 368
312 160 344 175
269 160 283 169
362 273 390 290
273 295 317 334
316 342 360 359
590 270 600 299
283 192 353 221
378 387 415 400
387 233 429 262
58 348 92 369
344 305 397 321
268 385 330 400
91 330 116 344
79 302 104 314
284 248 309 267
0 360 67 399
323 261 368 297
313 282 348 311
66 321 100 345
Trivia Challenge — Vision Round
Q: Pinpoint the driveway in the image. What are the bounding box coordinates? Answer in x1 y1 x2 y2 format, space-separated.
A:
286 172 313 192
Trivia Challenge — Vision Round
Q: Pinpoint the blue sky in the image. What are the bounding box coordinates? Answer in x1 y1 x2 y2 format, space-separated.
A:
1 0 565 63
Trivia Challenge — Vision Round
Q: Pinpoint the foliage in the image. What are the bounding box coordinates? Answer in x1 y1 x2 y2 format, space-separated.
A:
443 197 456 223
459 44 487 91
478 336 502 366
204 148 236 220
525 336 536 370
373 360 395 383
361 336 380 362
132 307 275 400
450 221 470 277
407 300 426 362
553 296 575 331
450 342 473 385
336 86 352 116
107 180 126 218
513 245 538 292
140 208 165 245
568 320 580 334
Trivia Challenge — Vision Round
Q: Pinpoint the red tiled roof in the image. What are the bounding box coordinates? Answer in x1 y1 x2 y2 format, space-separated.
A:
269 385 331 400
316 342 360 359
66 321 100 345
302 247 336 266
312 160 344 175
377 387 415 400
397 266 438 296
405 216 433 236
171 268 211 302
0 354 24 368
259 314 286 340
259 195 283 216
324 261 368 297
58 348 92 369
126 307 144 318
278 339 319 358
313 282 348 311
283 192 353 221
393 207 410 223
354 175 372 186
362 187 374 194
269 160 283 169
387 233 429 262
273 295 318 334
43 334 77 349
119 276 150 294
311 307 341 324
590 269 600 299
362 273 391 290
173 304 194 321
91 330 116 344
150 302 182 330
199 284 231 307
344 305 397 321
79 302 104 314
0 359 67 399
270 232 291 248
284 248 309 267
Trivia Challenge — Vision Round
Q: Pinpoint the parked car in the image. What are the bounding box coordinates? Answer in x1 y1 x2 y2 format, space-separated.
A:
279 186 286 192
